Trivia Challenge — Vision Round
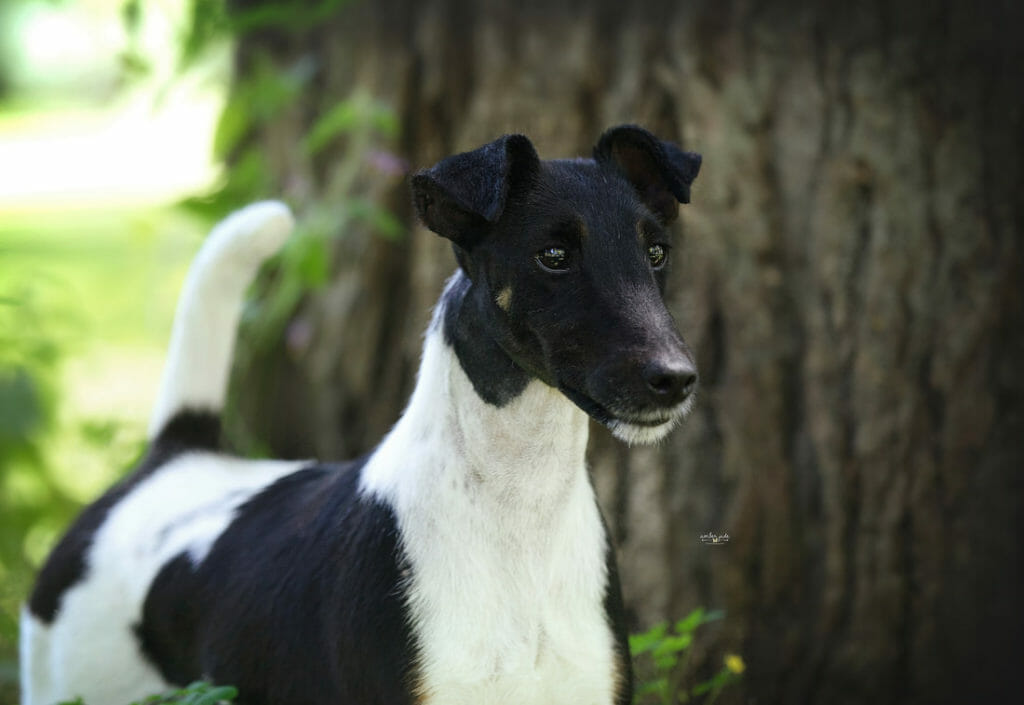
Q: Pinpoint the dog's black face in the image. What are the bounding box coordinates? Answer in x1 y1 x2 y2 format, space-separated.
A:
413 125 701 443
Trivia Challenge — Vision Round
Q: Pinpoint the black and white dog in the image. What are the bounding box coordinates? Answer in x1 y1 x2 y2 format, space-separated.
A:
21 125 701 705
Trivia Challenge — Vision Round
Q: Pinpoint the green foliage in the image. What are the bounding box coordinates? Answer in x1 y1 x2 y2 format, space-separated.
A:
304 97 400 156
631 609 743 704
0 290 60 447
177 0 354 70
130 1 403 381
124 0 356 78
236 189 404 366
125 0 356 77
57 680 238 705
0 287 77 646
164 2 405 358
194 72 403 356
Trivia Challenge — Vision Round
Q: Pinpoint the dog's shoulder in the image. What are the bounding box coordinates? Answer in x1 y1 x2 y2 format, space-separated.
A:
137 456 421 702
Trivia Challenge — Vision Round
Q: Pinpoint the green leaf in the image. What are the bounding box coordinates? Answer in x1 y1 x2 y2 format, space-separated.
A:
348 199 404 240
229 0 350 33
212 93 251 161
214 57 313 160
284 234 330 288
186 685 238 705
701 609 725 624
181 149 273 220
303 98 399 156
691 667 738 698
0 367 45 440
121 0 142 31
629 621 668 656
179 0 230 70
304 101 362 155
691 679 714 696
674 608 705 635
635 676 669 697
369 105 400 138
118 49 152 79
654 653 678 671
652 632 693 660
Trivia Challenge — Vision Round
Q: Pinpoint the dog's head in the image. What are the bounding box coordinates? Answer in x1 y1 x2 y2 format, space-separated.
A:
412 125 701 444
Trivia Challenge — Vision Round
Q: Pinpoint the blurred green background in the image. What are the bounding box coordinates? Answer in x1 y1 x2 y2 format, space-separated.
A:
0 1 227 696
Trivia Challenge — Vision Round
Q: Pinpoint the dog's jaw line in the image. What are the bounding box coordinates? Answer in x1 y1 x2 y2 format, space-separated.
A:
606 394 696 446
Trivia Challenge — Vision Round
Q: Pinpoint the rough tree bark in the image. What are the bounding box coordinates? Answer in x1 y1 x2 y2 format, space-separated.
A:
227 1 1023 703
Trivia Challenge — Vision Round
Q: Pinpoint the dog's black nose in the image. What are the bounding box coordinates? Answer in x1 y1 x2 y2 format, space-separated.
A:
643 360 697 405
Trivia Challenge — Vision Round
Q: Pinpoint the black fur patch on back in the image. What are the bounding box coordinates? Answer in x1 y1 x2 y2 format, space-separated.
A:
27 409 220 623
134 460 420 705
442 272 530 407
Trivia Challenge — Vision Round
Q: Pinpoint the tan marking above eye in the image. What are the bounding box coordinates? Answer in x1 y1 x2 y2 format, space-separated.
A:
496 287 512 311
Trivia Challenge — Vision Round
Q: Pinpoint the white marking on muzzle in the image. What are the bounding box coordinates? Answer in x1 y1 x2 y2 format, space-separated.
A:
606 393 696 446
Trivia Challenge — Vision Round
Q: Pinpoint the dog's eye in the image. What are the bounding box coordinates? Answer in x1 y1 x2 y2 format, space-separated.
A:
647 244 668 269
536 246 570 272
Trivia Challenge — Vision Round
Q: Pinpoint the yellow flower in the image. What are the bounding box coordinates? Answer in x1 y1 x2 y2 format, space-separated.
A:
724 653 746 674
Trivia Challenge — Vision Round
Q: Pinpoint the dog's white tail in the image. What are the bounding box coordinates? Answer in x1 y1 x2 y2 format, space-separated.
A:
147 201 295 441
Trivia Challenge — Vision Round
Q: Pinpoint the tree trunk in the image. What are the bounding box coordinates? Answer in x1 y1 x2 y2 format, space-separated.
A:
227 1 1024 703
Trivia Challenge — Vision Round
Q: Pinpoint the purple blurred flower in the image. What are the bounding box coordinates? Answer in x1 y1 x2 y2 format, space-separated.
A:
366 150 409 177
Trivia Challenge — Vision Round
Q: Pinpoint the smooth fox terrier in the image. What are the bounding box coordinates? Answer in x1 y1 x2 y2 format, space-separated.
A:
21 125 701 705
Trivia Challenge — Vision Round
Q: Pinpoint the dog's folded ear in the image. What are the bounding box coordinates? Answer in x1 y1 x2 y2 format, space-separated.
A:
593 125 702 224
411 134 539 248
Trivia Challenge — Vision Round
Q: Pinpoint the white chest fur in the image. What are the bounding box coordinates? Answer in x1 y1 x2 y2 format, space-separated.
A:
360 329 619 705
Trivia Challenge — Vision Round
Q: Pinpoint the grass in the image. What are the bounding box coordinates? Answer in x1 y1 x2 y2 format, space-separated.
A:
1 208 198 341
0 203 206 510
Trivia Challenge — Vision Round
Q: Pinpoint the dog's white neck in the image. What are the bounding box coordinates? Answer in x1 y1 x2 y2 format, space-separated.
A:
359 291 616 703
359 308 591 520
